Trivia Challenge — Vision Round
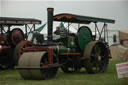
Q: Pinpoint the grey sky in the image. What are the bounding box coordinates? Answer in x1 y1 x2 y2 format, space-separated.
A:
0 0 1 16
1 0 128 31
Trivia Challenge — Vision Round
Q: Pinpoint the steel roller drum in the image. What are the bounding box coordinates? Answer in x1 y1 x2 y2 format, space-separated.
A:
18 51 46 80
77 26 92 50
18 52 32 79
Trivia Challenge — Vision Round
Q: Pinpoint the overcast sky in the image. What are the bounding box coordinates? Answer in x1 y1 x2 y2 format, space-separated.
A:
0 0 1 16
0 0 128 31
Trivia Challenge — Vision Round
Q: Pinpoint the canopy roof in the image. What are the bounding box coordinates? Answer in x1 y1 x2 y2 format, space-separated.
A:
0 17 41 25
54 13 115 24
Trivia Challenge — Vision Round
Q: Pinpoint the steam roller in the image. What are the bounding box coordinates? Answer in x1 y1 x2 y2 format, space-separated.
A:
16 8 115 80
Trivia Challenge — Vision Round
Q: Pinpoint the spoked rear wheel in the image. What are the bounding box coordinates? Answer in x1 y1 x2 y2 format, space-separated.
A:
84 41 109 74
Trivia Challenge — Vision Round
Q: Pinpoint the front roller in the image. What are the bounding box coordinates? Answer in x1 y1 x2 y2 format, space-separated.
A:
84 41 109 74
18 51 58 80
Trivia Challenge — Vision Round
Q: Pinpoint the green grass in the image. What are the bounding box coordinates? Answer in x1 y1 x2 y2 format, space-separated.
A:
0 60 128 85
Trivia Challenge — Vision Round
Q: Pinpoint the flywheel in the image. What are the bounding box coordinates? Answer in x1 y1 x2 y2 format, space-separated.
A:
77 26 92 50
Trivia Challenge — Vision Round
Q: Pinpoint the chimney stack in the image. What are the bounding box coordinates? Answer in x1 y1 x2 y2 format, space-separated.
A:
47 8 54 41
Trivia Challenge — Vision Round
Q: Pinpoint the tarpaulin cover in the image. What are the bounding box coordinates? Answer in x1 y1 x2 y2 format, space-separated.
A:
110 44 128 60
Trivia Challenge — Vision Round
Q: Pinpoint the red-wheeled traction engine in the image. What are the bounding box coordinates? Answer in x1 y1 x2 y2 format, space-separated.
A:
0 17 41 69
16 8 115 80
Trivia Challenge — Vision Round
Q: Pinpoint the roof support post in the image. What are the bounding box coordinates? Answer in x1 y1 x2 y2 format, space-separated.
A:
0 25 2 34
99 23 106 41
33 24 35 31
95 23 108 42
95 23 101 39
105 24 109 43
68 22 70 34
78 23 80 29
25 24 28 40
104 24 106 42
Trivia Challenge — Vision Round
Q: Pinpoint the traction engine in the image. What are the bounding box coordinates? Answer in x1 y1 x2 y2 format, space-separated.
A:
0 17 41 69
0 27 24 69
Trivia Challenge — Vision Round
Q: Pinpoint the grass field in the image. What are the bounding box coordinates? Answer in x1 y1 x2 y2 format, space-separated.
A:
0 60 128 85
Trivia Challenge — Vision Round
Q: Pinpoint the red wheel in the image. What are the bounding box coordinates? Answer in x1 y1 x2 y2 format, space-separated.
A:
10 28 24 46
13 41 32 65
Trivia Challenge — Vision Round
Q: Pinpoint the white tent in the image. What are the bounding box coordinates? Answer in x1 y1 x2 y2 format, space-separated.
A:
120 30 128 48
